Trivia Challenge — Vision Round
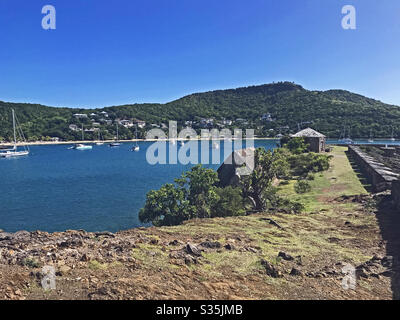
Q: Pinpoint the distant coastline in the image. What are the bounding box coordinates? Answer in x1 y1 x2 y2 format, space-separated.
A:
0 137 279 147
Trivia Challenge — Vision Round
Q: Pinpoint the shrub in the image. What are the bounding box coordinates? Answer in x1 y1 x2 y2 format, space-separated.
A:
210 187 246 218
281 137 309 154
22 258 40 268
294 180 312 194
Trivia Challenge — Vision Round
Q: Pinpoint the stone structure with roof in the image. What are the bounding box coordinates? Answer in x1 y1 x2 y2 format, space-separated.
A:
291 128 326 153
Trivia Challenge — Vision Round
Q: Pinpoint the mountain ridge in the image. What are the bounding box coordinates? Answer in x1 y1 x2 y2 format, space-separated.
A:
1 81 399 140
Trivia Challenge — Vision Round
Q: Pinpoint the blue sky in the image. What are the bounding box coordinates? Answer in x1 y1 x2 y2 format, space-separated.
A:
0 0 399 108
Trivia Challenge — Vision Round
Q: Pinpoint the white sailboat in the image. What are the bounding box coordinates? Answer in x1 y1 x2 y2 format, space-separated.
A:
109 122 121 147
390 127 396 141
338 126 354 144
368 129 374 143
71 124 92 150
132 124 140 152
96 130 104 145
0 109 30 158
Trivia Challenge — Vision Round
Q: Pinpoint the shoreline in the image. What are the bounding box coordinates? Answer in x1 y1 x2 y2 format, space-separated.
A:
0 137 278 147
1 137 398 147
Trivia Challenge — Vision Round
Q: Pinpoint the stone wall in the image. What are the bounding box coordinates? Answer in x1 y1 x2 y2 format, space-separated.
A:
392 181 400 210
347 146 399 193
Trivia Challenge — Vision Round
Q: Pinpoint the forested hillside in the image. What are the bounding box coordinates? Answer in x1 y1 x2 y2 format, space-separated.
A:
1 82 399 141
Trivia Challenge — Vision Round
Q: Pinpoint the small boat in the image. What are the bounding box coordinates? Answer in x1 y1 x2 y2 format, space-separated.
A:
338 126 354 144
109 142 121 147
109 122 121 147
339 138 354 145
131 124 140 152
212 141 220 149
132 145 140 152
73 144 93 150
390 127 396 141
0 109 30 158
368 129 374 143
70 124 92 150
180 140 185 146
96 130 104 145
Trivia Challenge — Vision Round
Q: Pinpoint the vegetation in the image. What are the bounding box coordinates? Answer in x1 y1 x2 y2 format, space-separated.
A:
281 136 309 154
139 145 332 226
139 165 246 226
1 82 400 141
294 180 312 194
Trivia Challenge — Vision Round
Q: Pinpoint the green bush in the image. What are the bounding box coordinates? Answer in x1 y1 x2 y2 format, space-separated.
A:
294 180 312 194
210 187 246 218
281 137 309 154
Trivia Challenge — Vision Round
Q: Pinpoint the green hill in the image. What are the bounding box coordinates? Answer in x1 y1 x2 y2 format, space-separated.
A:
1 82 400 141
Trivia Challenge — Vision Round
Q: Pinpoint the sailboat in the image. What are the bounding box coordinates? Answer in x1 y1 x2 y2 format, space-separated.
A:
212 141 220 149
71 124 92 150
0 109 30 158
368 129 374 143
132 124 140 152
338 126 354 144
109 122 121 147
390 127 396 141
96 130 104 145
180 140 185 146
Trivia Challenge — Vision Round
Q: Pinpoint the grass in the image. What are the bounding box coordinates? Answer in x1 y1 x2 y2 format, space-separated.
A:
277 146 367 212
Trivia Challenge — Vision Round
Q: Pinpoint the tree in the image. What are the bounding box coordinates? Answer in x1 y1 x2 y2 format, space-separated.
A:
211 186 246 218
240 148 289 211
139 165 219 226
281 137 309 154
138 183 194 226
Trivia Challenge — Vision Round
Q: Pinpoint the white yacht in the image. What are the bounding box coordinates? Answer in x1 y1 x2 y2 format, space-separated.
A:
0 109 30 158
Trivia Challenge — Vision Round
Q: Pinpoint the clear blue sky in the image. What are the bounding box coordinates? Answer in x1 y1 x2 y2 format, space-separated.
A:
0 0 399 108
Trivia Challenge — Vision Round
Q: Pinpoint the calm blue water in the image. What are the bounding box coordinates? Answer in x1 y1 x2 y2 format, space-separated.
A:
1 139 399 233
0 140 278 233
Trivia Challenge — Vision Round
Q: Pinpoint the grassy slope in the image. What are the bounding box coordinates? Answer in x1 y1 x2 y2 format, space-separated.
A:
114 146 387 299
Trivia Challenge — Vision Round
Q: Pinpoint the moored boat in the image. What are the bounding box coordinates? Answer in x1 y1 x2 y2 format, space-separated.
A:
0 109 29 158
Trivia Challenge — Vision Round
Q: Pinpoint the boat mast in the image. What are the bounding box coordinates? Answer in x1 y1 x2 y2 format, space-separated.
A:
135 124 138 146
116 122 119 141
12 109 16 148
82 123 84 141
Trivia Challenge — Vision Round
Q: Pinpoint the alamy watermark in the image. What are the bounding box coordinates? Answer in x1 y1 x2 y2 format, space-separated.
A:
145 121 255 176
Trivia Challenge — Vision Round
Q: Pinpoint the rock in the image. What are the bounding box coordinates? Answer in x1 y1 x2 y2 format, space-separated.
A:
185 243 202 257
381 256 394 268
200 241 221 249
356 267 369 279
260 259 282 278
278 251 294 261
295 255 303 266
290 268 302 276
150 239 158 245
57 265 71 276
80 253 90 262
184 255 198 265
0 232 12 241
224 243 235 250
95 231 115 238
371 254 384 261
380 270 394 277
260 218 283 229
